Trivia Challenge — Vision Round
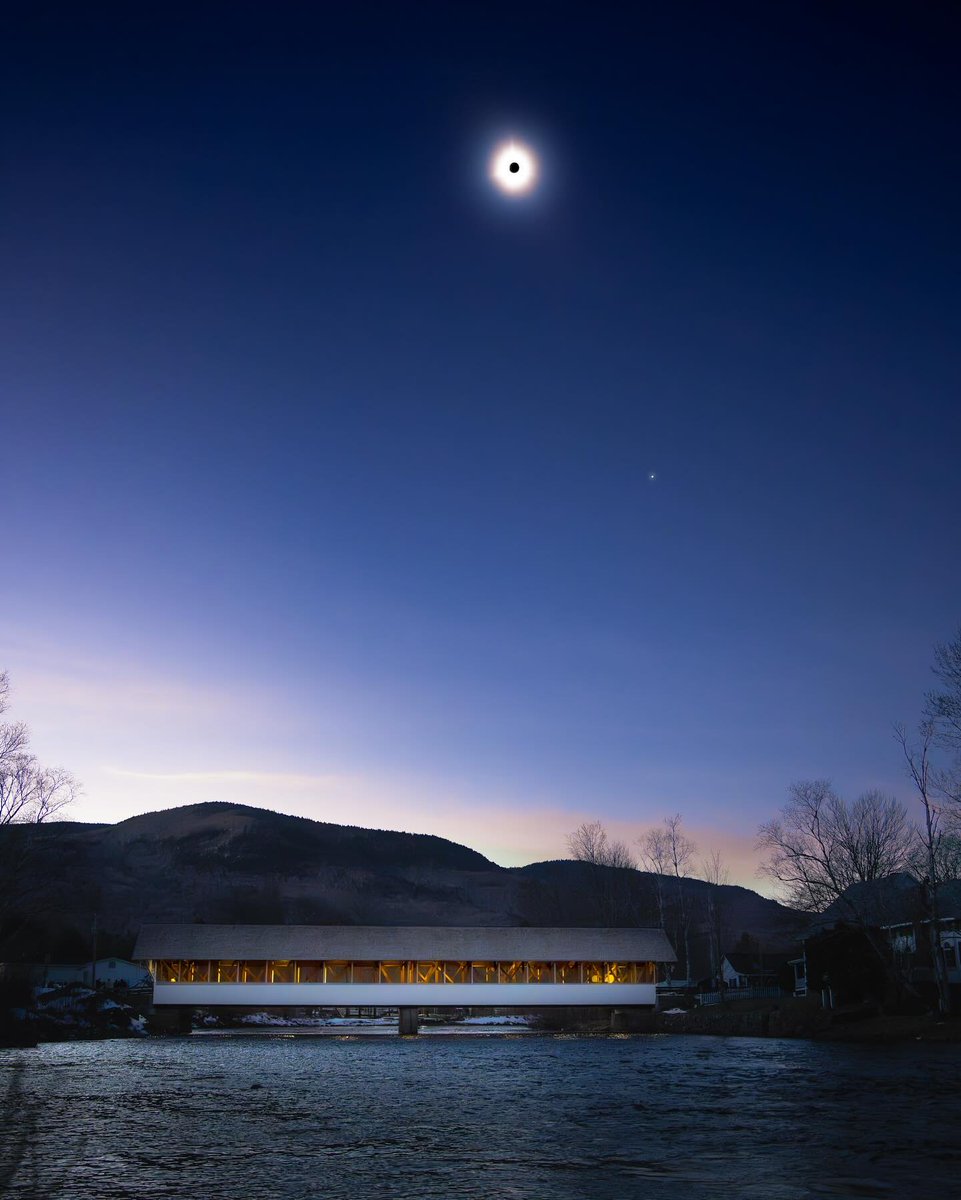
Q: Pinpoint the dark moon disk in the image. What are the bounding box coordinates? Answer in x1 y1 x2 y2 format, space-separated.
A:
490 141 537 194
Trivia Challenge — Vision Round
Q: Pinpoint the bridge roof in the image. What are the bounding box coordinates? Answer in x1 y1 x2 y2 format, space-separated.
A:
134 924 676 963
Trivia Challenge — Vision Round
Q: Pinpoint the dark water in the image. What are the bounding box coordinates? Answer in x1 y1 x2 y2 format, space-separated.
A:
2 1034 959 1199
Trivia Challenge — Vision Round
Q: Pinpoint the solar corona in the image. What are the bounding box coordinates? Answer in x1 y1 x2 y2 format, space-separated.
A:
490 140 538 195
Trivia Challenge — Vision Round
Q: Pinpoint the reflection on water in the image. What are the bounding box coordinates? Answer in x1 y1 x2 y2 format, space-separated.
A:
2 1034 959 1198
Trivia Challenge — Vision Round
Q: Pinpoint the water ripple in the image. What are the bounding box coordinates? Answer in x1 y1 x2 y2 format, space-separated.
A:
1 1035 959 1199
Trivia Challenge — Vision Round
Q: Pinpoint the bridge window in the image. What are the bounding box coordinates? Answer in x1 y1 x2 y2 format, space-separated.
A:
498 961 526 983
379 962 408 983
149 956 662 984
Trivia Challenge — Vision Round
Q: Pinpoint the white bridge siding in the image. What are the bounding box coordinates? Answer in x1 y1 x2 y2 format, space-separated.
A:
152 982 658 1007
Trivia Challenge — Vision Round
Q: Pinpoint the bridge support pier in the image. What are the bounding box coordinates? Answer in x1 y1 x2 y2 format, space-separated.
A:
398 1006 419 1036
609 1007 655 1033
150 1007 193 1035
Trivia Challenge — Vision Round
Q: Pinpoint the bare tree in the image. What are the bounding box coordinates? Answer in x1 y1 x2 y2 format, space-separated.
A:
638 824 670 931
922 627 961 813
0 672 78 826
664 814 696 981
906 829 961 887
566 820 636 924
756 780 913 917
638 814 696 980
926 624 961 754
566 820 636 870
895 722 952 1014
834 788 917 884
0 673 29 793
0 673 79 944
701 849 730 992
0 759 78 827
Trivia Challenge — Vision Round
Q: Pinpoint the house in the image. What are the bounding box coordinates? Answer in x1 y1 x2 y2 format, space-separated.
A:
796 925 890 1008
720 952 791 992
788 955 807 997
42 958 151 990
882 915 961 988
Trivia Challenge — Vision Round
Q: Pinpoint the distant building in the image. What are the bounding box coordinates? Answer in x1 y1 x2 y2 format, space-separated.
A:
882 915 961 988
788 915 961 1010
788 955 807 997
134 924 676 1010
42 960 151 988
720 952 791 992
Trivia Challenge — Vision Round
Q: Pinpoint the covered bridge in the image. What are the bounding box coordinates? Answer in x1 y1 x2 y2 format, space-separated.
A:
134 924 676 1021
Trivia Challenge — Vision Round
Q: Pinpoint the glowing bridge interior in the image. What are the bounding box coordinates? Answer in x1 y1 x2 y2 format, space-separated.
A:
134 924 676 1009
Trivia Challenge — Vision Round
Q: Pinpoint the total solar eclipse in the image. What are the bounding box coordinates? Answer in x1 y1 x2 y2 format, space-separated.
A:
490 140 538 195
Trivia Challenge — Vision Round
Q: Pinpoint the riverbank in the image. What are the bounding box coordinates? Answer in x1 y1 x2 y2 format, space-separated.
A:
6 989 960 1046
649 996 961 1043
0 981 149 1046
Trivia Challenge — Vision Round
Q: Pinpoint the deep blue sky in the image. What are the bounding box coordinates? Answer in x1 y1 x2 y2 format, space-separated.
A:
2 2 959 878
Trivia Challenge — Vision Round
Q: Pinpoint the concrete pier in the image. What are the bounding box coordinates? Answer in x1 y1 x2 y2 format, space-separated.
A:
398 1006 419 1036
609 1006 655 1033
149 1006 193 1035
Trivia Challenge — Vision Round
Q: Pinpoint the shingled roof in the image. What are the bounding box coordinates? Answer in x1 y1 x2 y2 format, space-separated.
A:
134 924 677 963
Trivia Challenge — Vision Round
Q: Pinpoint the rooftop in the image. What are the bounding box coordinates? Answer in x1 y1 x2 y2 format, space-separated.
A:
134 924 677 963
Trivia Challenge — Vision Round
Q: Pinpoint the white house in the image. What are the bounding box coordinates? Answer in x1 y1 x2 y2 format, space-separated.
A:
720 952 788 992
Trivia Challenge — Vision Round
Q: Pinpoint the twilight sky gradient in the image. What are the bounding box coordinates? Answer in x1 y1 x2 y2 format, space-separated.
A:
2 3 959 888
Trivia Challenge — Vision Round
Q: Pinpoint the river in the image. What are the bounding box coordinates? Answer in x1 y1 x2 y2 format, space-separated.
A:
2 1033 959 1198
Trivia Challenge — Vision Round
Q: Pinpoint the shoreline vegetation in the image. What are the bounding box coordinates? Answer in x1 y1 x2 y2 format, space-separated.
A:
650 997 961 1044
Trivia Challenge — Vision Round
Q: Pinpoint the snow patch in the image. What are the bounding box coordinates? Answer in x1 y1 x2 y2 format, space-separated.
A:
458 1015 530 1026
